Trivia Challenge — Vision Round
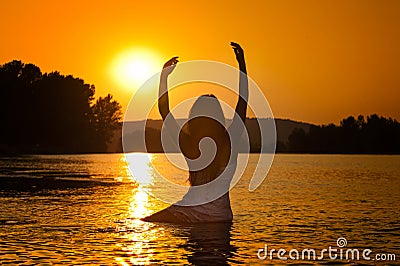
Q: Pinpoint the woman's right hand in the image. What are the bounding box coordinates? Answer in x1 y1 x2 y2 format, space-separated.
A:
161 57 179 76
230 42 245 65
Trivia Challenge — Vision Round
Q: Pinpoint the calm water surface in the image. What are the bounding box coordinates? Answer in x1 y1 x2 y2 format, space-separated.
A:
0 154 399 265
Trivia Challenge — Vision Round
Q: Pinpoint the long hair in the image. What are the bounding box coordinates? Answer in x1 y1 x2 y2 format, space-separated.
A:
181 95 231 186
188 94 226 128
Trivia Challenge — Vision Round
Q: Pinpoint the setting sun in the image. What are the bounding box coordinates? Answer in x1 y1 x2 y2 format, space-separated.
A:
110 48 161 91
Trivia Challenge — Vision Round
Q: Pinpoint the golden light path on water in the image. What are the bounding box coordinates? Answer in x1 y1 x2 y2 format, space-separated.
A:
116 154 172 265
116 153 149 265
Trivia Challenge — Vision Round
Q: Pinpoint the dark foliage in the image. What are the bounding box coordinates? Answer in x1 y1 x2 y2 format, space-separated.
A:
0 60 122 154
288 115 400 154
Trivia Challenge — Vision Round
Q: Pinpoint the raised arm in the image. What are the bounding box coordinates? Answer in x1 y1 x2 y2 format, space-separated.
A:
159 57 179 120
231 42 248 123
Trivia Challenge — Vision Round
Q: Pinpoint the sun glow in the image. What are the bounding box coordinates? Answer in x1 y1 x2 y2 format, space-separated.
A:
110 48 161 91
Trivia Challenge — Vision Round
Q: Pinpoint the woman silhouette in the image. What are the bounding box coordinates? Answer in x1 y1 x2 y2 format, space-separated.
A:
143 42 248 223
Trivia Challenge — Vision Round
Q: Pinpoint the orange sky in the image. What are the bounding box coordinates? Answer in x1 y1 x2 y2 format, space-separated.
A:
1 0 399 124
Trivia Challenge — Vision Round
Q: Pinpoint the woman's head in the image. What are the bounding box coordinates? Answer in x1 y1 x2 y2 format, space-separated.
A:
183 94 231 186
188 94 226 133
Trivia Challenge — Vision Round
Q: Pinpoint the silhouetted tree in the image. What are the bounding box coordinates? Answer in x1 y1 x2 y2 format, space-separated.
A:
288 127 308 152
0 60 122 154
287 114 400 154
90 94 122 152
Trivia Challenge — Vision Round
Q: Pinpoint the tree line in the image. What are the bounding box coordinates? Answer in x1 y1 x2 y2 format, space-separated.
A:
285 114 400 154
0 60 122 154
124 116 400 154
2 60 397 155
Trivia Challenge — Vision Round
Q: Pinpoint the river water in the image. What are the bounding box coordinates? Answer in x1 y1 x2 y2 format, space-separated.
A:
0 154 399 265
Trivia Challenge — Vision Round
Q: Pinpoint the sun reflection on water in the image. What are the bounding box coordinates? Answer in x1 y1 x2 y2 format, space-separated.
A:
129 188 150 219
125 153 154 187
115 153 159 265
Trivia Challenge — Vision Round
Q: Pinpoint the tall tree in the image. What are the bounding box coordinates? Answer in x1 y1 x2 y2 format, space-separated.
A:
0 60 122 154
90 94 122 152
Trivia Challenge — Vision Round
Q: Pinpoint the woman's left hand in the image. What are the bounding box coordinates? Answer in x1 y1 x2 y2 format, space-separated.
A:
162 57 179 76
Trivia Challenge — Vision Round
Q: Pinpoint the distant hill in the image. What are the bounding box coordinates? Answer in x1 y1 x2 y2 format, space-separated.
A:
275 119 311 142
107 118 313 153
